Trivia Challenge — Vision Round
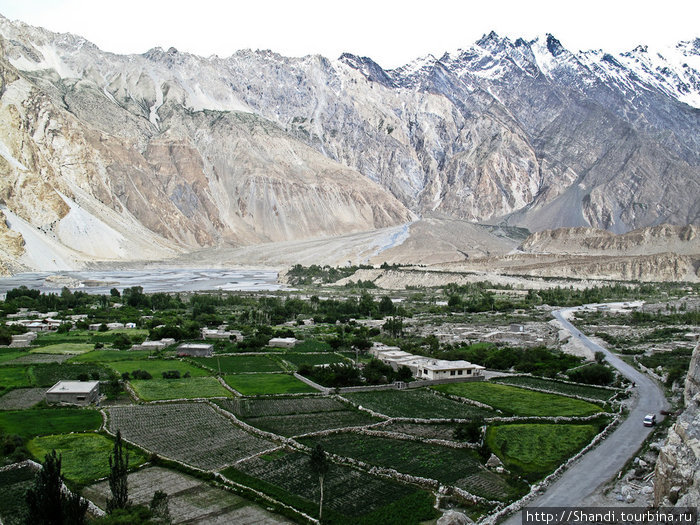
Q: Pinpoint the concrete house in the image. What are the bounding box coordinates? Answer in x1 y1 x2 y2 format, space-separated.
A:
202 328 242 341
268 337 298 349
46 381 100 405
414 359 485 380
177 343 214 357
131 338 175 351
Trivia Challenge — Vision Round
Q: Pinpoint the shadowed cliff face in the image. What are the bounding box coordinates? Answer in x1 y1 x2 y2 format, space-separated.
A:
0 16 698 272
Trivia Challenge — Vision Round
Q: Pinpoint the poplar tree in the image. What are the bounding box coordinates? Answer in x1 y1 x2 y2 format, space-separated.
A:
25 450 87 525
106 430 129 513
309 444 329 521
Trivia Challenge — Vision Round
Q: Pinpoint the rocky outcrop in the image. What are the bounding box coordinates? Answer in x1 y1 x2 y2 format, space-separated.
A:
654 343 700 507
520 225 699 256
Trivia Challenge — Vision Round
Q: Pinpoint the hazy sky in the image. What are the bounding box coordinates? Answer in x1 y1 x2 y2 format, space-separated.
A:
1 0 698 68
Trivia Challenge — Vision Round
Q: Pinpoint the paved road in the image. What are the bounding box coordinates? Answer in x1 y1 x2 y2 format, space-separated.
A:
502 305 668 524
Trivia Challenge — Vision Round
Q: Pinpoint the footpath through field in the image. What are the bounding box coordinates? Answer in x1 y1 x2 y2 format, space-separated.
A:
502 304 668 524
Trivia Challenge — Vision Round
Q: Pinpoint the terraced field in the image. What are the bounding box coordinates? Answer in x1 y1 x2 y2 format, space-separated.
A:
432 382 604 417
342 388 494 419
376 421 461 441
26 433 148 484
491 376 619 401
191 355 284 374
246 411 380 437
108 359 209 378
300 433 523 501
217 396 348 418
0 408 102 438
485 423 601 478
130 377 232 401
223 449 439 523
83 466 291 524
216 396 379 436
281 353 347 367
0 388 46 410
223 373 317 395
108 403 275 470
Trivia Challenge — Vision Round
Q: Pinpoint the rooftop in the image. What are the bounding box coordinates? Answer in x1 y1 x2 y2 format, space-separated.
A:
46 381 99 394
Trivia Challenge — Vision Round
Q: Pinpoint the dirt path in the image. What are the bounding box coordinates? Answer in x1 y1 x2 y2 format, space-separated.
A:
502 305 668 523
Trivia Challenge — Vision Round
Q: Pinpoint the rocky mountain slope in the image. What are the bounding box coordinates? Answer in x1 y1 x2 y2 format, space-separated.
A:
0 15 698 272
654 342 700 508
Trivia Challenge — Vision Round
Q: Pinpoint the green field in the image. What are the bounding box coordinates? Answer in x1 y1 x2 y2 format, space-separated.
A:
191 355 284 374
223 373 317 395
282 353 347 367
29 343 94 355
130 377 232 401
491 376 618 401
288 340 332 353
34 329 149 347
108 359 210 378
68 349 153 363
0 350 26 364
432 382 604 417
0 408 102 438
0 366 32 390
343 389 494 419
485 423 599 478
217 396 349 418
300 433 521 501
223 449 440 524
29 363 113 387
27 433 147 484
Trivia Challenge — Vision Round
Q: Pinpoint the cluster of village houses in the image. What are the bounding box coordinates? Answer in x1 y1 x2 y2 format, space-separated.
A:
5 309 488 405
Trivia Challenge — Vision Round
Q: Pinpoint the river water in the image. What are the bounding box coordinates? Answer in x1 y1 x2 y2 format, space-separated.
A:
0 269 283 295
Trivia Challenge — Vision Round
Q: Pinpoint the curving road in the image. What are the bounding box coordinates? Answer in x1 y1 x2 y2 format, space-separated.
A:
502 304 668 524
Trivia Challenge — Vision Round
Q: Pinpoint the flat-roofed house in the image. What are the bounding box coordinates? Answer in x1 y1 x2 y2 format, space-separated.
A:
46 381 100 405
414 359 485 380
268 337 298 349
177 343 214 357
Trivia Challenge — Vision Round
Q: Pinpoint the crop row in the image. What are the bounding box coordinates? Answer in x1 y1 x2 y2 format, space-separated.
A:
108 403 274 470
245 410 380 437
342 388 495 419
232 449 424 518
376 421 462 441
491 376 618 401
432 382 605 417
299 432 520 501
217 396 348 418
191 355 284 374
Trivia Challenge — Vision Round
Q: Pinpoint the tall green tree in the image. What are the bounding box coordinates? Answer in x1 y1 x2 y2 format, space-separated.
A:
25 450 88 525
107 431 130 513
309 444 330 521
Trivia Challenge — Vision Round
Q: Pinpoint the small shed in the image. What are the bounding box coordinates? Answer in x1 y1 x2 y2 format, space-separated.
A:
177 343 214 357
46 381 100 405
